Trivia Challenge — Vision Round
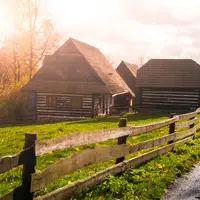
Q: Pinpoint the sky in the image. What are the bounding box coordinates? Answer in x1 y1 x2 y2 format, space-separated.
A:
1 0 200 66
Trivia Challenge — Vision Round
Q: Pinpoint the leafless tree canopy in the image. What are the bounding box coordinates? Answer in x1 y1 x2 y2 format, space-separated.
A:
0 0 62 94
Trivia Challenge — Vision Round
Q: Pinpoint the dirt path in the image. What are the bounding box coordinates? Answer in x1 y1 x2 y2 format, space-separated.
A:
162 163 200 200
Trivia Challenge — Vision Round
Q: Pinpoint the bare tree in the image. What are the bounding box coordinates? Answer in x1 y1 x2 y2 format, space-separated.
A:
138 55 146 67
21 0 61 79
137 55 151 67
3 0 62 83
0 49 12 91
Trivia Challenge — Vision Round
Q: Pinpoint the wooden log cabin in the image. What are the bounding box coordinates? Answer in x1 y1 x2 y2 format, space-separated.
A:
22 38 133 121
135 59 200 112
116 61 138 93
115 61 138 111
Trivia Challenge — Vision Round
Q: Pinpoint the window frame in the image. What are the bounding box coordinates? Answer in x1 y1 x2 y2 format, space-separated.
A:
70 96 83 109
46 96 57 108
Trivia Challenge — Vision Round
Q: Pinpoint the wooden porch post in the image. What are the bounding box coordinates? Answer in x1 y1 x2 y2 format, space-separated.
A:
103 94 105 114
135 87 142 106
91 94 95 118
105 94 108 115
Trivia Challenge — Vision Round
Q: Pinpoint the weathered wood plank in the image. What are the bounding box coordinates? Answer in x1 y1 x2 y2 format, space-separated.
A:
36 127 132 155
176 118 197 129
35 137 192 200
130 116 179 136
0 186 22 200
32 145 132 192
129 134 176 153
22 133 37 200
36 117 178 155
195 123 200 131
196 117 200 123
38 93 92 97
196 108 200 113
32 133 175 192
175 126 196 140
0 146 33 174
0 192 13 200
179 111 197 121
37 110 92 114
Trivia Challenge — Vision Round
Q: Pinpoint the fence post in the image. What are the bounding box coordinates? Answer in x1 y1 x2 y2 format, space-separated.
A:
168 113 176 144
22 133 37 200
190 116 195 129
116 118 128 164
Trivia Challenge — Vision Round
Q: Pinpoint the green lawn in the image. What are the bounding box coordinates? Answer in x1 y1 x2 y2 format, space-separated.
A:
73 136 200 200
0 113 167 157
0 113 168 198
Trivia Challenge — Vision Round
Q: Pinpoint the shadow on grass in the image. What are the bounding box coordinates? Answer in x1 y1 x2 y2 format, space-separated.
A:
0 113 167 129
124 113 167 122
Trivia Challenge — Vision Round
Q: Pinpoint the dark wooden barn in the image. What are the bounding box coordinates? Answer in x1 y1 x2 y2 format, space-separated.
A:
22 38 133 121
135 59 200 112
114 61 138 111
116 61 138 93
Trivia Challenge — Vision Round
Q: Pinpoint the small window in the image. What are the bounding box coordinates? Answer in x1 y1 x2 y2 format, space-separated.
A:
46 96 57 107
71 97 82 109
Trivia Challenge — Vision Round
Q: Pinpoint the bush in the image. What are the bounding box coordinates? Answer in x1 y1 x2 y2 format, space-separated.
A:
0 84 29 121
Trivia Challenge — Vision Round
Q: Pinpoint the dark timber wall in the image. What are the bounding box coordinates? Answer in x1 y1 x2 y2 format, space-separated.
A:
136 59 200 111
116 62 137 93
37 93 93 118
140 88 200 110
36 93 111 120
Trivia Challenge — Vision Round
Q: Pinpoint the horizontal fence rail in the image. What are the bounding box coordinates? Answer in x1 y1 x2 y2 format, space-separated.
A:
35 137 193 200
1 108 200 200
0 146 34 174
176 117 199 129
0 133 37 200
35 116 179 156
31 133 176 192
0 115 36 125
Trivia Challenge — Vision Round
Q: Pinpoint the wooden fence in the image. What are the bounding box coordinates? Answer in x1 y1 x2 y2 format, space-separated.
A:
1 108 200 200
0 115 36 125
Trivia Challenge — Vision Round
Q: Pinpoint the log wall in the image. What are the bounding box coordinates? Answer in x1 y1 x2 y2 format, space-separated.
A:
140 88 200 109
37 93 111 119
37 93 93 118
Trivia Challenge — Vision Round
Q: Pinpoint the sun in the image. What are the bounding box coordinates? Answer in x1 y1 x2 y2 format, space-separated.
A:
0 4 13 40
0 11 7 39
47 0 120 26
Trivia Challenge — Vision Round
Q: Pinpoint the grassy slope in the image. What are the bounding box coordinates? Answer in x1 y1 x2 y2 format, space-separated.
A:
0 113 167 156
72 135 200 200
0 113 167 198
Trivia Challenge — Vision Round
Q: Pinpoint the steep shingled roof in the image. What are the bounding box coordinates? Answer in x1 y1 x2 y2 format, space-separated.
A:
22 38 134 96
116 61 138 93
136 59 200 88
122 61 138 77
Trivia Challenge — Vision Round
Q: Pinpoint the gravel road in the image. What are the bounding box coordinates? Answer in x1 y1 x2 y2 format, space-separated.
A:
162 163 200 200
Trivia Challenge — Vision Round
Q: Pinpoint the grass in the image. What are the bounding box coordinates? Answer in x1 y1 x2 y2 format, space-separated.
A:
71 135 200 200
0 113 167 156
0 113 167 198
1 112 200 200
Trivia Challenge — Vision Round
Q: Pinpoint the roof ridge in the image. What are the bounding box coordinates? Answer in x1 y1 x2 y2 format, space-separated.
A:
123 60 135 65
70 38 111 91
122 60 138 76
72 40 133 95
122 60 138 67
69 37 99 51
150 58 196 61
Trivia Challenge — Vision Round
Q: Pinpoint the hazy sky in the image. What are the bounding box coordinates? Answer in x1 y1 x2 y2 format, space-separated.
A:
1 0 200 66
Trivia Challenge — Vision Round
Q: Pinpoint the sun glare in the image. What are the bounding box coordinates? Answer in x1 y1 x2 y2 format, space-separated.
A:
0 10 7 38
47 0 121 25
0 4 13 40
